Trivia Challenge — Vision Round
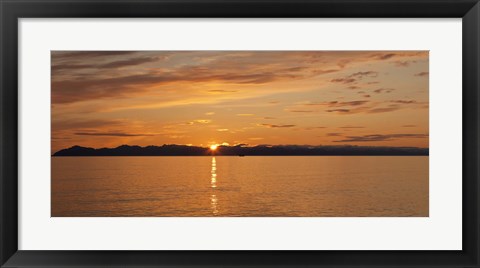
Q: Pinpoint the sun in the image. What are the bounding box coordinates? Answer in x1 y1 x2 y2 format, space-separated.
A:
210 144 218 151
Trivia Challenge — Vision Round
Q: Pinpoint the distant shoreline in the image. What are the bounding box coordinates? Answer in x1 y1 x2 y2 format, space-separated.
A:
52 144 429 157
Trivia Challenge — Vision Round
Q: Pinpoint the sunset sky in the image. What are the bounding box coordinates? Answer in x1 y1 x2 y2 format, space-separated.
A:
51 51 428 153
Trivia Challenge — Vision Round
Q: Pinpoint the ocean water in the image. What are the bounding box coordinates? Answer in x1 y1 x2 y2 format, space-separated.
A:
51 156 428 217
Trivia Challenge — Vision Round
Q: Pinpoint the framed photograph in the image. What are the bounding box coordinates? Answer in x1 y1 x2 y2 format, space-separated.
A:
1 0 479 267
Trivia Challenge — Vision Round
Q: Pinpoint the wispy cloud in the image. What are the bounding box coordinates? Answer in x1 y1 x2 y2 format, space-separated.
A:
305 100 369 107
194 119 211 124
415 71 429 77
208 89 238 93
52 119 124 131
392 60 417 67
367 107 401 113
304 126 326 130
334 133 428 142
326 109 351 113
349 71 378 79
53 51 137 59
330 71 378 85
288 110 315 113
75 132 155 137
372 53 396 60
390 100 416 104
373 88 395 94
316 97 425 115
331 78 356 84
261 124 296 128
339 126 364 129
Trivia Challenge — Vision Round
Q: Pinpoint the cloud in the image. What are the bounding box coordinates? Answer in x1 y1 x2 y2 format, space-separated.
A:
415 71 429 77
390 100 416 104
288 110 314 113
348 71 378 79
334 133 428 142
100 57 159 68
237 113 255 116
311 69 340 75
194 119 211 124
263 117 276 120
208 89 238 93
372 53 396 60
307 51 425 68
52 74 158 104
339 126 364 129
51 137 72 140
304 126 326 130
326 133 342 136
373 88 395 94
74 132 154 137
326 109 351 113
306 100 369 107
52 71 282 104
331 78 356 84
52 119 124 131
261 124 296 128
51 51 429 106
52 57 160 72
331 71 378 85
51 64 307 104
337 101 368 106
51 63 97 71
364 100 425 114
52 51 137 59
392 60 416 67
281 66 307 72
367 107 401 113
309 95 424 115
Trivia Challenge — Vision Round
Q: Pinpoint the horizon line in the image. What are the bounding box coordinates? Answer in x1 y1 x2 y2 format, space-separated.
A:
55 143 430 151
52 144 429 157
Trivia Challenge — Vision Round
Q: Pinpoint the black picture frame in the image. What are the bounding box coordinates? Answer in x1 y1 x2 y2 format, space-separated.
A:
1 0 479 267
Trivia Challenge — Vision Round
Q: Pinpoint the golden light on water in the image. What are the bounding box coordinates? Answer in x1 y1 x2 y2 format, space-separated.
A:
210 157 218 215
52 156 429 217
211 157 217 188
210 194 219 215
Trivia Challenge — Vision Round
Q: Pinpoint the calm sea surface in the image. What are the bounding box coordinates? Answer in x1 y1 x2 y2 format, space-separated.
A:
51 156 428 217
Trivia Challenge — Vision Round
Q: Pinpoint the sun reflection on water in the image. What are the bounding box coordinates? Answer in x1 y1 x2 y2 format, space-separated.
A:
211 157 217 188
210 194 219 215
210 157 218 215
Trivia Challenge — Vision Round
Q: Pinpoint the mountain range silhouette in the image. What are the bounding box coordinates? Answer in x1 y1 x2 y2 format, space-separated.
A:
53 144 429 156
